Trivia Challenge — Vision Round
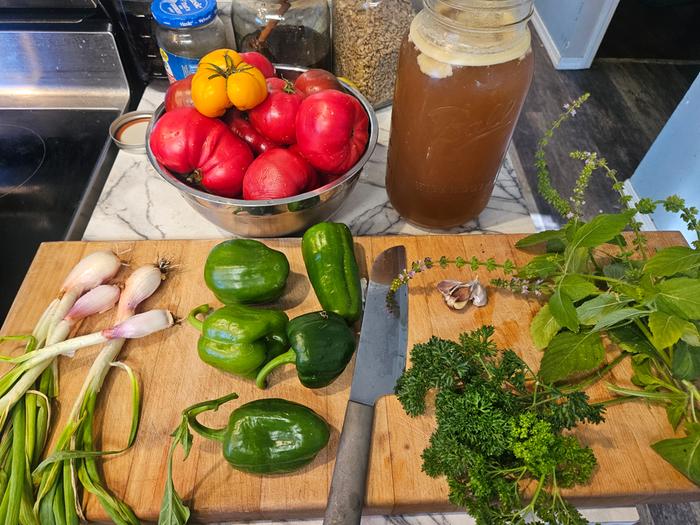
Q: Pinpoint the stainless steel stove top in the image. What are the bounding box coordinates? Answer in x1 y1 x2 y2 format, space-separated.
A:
0 26 129 322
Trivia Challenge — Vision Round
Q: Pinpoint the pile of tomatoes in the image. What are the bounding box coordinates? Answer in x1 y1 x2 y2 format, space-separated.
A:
149 49 370 200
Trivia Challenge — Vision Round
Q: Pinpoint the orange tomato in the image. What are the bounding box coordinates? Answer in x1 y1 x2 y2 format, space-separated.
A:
198 48 242 71
191 49 242 118
226 63 268 111
191 69 232 118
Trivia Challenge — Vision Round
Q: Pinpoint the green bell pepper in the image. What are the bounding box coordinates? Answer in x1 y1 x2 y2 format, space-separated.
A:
255 311 356 389
302 222 362 323
204 239 290 304
188 303 288 379
185 394 330 474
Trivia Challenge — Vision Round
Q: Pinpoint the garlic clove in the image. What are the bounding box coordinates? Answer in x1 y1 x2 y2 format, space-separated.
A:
470 281 488 307
436 280 464 296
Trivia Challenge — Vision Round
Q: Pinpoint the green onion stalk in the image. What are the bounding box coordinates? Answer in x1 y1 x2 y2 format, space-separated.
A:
0 251 123 525
0 307 173 525
34 262 169 525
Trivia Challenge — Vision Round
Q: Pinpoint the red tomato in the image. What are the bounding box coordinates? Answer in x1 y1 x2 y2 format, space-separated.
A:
248 79 304 145
222 109 278 155
295 91 369 175
243 148 317 200
149 108 253 198
239 52 276 78
294 69 343 97
164 74 194 112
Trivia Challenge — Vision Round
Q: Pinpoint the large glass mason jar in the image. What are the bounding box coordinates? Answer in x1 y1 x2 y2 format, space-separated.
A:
386 0 534 229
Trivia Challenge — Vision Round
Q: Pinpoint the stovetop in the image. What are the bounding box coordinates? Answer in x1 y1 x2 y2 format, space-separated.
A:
0 108 120 320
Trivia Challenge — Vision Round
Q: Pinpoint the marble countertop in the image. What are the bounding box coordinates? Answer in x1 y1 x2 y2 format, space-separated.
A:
83 82 536 241
82 82 639 525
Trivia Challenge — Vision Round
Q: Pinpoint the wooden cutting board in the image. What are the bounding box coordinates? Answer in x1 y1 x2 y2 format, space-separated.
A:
2 233 699 523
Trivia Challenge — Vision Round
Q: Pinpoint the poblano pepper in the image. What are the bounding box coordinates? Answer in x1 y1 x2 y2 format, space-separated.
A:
204 239 290 304
302 222 362 323
187 394 330 474
188 303 288 379
255 311 356 389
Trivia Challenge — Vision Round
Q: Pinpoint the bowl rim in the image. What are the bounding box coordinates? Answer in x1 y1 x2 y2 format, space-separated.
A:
145 64 379 208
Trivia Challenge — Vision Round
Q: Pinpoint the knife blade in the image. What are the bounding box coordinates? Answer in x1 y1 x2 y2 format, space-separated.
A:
323 245 409 525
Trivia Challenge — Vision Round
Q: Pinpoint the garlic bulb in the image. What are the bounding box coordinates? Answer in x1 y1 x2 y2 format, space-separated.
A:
436 279 488 310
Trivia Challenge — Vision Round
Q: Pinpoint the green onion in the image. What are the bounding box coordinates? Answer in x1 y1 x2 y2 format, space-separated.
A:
35 261 169 525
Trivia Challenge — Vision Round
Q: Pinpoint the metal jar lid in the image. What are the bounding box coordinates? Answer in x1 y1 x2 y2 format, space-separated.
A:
150 0 217 29
109 111 153 154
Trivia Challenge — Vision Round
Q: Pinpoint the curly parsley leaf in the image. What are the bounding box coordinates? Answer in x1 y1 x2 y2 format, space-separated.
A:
396 328 602 525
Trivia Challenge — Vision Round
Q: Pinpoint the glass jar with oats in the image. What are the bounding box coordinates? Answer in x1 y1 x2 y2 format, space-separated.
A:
332 0 416 107
386 0 534 229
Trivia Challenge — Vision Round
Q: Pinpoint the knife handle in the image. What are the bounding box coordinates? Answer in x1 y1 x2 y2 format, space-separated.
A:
323 400 375 525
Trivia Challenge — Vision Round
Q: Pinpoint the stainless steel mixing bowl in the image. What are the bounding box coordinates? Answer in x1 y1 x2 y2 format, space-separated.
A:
145 65 379 237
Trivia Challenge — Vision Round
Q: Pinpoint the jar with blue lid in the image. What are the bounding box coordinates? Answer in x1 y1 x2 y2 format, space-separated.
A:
151 0 229 83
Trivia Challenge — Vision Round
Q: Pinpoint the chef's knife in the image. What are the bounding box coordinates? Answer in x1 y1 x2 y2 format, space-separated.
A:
323 245 409 525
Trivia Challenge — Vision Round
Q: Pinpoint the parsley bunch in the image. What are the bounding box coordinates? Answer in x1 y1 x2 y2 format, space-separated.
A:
396 326 603 525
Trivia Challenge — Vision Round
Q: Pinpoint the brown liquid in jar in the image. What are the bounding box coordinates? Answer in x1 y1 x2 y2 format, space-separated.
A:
386 37 534 229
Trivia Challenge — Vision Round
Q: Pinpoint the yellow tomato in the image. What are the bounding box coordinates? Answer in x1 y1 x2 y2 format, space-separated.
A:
198 48 242 72
191 70 232 118
226 63 268 111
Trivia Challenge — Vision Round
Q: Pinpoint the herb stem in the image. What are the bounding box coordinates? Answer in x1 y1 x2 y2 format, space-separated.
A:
593 395 637 408
683 381 700 421
562 353 628 393
576 273 630 287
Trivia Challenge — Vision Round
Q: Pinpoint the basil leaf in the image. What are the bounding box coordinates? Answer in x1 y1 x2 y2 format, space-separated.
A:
592 307 648 332
682 322 700 347
559 275 599 302
530 304 561 350
158 419 192 525
567 247 591 274
666 403 687 431
631 355 662 389
645 246 700 277
602 262 627 280
609 324 658 359
549 288 579 333
648 311 694 350
608 234 627 247
539 331 605 383
672 341 700 381
577 294 627 326
570 211 634 249
517 254 561 279
655 277 700 320
515 230 565 249
652 422 700 485
546 237 567 253
159 392 239 525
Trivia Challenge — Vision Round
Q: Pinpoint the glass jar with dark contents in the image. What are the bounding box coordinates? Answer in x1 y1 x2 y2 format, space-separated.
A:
232 0 331 70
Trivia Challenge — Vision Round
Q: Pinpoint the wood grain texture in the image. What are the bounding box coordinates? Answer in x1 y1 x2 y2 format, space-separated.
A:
1 233 699 523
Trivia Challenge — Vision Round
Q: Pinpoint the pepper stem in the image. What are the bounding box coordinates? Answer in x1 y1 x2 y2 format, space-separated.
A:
187 304 212 332
184 392 239 443
255 349 296 389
